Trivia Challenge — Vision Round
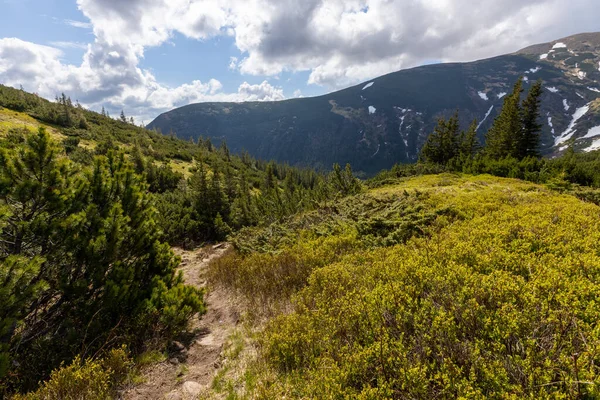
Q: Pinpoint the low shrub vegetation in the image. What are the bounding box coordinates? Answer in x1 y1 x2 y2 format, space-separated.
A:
209 175 600 398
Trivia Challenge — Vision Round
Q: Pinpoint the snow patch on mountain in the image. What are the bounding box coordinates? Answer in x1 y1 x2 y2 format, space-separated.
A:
552 42 567 49
548 116 555 135
587 87 600 93
497 92 507 99
362 82 374 90
371 144 380 157
584 137 600 152
478 91 488 101
476 105 494 131
523 76 529 82
527 67 541 74
563 99 570 111
578 71 587 80
583 126 600 139
555 104 591 146
546 87 559 93
368 106 376 114
540 53 548 60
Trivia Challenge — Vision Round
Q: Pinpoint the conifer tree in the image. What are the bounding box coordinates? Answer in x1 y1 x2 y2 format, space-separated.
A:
485 78 523 159
60 93 72 127
0 130 204 386
420 112 461 165
459 119 480 159
519 80 543 159
264 162 276 191
220 141 231 161
120 110 127 123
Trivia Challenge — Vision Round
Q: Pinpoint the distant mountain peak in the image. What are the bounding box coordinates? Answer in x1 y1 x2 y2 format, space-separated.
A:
149 32 600 174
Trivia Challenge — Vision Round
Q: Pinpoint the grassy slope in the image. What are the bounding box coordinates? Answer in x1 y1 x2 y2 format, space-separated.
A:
206 174 600 399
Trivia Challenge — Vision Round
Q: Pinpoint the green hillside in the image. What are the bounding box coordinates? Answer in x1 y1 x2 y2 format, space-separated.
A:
204 174 600 399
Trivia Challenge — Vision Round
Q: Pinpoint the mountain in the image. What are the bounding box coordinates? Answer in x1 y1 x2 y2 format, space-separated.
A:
148 32 600 175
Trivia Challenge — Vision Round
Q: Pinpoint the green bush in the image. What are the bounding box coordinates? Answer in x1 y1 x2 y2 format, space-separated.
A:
13 347 132 400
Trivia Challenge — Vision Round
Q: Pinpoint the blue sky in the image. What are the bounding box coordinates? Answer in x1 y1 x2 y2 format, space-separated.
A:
0 0 596 122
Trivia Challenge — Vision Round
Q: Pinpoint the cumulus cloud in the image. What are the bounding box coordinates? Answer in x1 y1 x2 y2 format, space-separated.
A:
73 0 600 89
0 37 285 122
2 0 599 121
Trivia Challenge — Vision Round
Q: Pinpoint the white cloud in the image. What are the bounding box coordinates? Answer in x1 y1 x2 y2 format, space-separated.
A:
2 0 600 121
228 56 239 71
64 19 92 29
71 0 600 88
0 37 285 122
50 41 89 50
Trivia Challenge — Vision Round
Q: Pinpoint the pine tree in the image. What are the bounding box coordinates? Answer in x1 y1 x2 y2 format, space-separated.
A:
264 162 276 191
420 112 461 165
485 78 524 159
519 80 543 159
220 141 230 161
459 119 480 159
0 131 204 387
60 92 72 127
120 110 127 123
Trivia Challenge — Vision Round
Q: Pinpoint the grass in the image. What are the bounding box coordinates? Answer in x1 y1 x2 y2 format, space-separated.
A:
0 108 63 141
134 350 167 368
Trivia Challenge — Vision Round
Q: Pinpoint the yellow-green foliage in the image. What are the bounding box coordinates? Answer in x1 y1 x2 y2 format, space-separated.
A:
13 347 132 400
211 181 460 316
216 174 600 398
0 108 63 141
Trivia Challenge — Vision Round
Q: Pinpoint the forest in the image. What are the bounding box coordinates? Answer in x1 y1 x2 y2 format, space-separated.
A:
2 78 600 399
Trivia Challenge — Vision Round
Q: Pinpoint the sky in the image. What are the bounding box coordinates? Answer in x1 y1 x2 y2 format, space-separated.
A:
0 0 598 124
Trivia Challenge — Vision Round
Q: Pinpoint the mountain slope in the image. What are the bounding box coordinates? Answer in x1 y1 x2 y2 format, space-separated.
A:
149 32 600 175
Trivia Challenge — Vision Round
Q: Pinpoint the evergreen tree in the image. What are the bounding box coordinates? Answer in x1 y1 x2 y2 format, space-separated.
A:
485 78 524 159
459 119 480 159
60 93 72 127
220 141 231 161
264 162 276 191
420 112 461 165
519 80 543 159
120 110 127 123
0 130 204 388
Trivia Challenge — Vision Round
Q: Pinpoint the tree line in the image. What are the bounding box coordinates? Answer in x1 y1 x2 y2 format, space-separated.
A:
420 77 543 167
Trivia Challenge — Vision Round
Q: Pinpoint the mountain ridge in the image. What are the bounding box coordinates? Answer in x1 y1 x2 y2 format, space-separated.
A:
149 32 600 174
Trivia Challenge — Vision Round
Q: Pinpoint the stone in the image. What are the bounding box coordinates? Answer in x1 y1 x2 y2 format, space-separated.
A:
182 381 203 397
164 390 182 400
170 341 185 352
169 357 180 365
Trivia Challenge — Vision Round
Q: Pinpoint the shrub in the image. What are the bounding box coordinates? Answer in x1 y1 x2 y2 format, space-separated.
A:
13 347 132 400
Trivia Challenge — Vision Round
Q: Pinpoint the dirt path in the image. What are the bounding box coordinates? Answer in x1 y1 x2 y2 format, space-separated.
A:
121 243 238 400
